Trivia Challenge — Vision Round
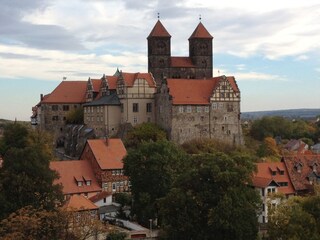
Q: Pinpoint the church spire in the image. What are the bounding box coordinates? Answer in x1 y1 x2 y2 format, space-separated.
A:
147 19 171 39
189 22 213 39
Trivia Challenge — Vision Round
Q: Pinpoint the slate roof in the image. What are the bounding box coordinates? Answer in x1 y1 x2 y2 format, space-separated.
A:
189 22 213 39
252 162 295 195
83 91 121 106
50 160 101 195
147 20 171 38
166 76 239 105
86 139 127 170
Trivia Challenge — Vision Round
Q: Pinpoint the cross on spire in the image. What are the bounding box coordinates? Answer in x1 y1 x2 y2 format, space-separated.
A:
157 12 160 19
199 14 202 21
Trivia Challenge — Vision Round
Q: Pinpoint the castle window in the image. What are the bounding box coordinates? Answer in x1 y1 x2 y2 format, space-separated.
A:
146 103 152 113
197 106 202 113
52 116 59 121
179 106 184 113
84 107 87 113
187 106 192 113
220 93 225 98
219 103 224 109
212 103 217 109
204 106 209 113
133 103 139 112
133 116 138 124
227 104 234 112
52 105 58 111
63 105 69 111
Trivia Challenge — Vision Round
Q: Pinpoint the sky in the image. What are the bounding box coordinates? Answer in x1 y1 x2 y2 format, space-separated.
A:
0 0 319 121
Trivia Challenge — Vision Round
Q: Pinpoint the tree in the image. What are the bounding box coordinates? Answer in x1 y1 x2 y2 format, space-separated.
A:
268 196 319 240
123 140 188 226
257 137 280 159
106 231 127 240
124 122 167 149
159 152 261 240
0 206 68 240
66 107 84 124
0 123 63 219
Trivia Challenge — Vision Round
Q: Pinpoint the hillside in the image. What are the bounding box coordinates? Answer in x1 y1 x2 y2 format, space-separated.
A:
242 108 320 120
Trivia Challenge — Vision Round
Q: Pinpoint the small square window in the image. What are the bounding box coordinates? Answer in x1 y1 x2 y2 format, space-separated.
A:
133 103 139 112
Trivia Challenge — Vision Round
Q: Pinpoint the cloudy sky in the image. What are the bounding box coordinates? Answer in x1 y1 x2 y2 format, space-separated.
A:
0 0 319 121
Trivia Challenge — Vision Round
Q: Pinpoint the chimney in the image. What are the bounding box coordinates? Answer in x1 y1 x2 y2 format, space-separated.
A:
40 94 43 101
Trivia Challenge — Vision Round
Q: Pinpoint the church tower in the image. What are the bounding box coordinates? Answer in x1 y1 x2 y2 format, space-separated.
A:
189 22 213 79
147 20 171 87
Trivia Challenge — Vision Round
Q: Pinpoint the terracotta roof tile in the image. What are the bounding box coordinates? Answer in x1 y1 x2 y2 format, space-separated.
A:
148 20 171 38
64 194 98 211
253 162 295 195
89 191 112 203
50 160 101 195
167 76 238 105
283 154 320 192
87 139 127 170
92 79 102 92
42 81 87 103
121 72 156 88
171 57 195 68
189 22 213 39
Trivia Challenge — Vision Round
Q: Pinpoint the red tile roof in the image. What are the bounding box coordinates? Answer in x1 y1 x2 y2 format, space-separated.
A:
121 72 156 88
50 160 101 195
171 57 195 68
253 162 295 195
283 155 320 192
42 81 87 104
148 20 171 38
87 139 127 170
106 76 118 89
167 76 238 105
92 79 102 92
64 194 98 211
189 22 213 39
89 191 112 203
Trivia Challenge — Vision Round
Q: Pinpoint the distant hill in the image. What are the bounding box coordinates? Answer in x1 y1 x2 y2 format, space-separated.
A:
242 109 320 120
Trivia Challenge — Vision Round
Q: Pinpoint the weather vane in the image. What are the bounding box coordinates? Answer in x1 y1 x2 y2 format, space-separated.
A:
199 14 202 21
157 12 160 19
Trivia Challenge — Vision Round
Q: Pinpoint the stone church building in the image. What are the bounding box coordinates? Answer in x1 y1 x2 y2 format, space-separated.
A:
32 20 243 145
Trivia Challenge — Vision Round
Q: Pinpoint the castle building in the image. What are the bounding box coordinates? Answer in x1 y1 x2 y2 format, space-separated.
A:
32 19 243 146
156 75 243 145
148 20 213 86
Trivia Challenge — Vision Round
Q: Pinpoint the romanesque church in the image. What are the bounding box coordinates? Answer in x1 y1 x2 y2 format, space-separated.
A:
32 20 243 146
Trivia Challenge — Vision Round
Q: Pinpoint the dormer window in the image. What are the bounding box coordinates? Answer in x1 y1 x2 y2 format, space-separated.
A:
86 180 91 186
77 181 83 187
294 162 303 173
269 167 277 176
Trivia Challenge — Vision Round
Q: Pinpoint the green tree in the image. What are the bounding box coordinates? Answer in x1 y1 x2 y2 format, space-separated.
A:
257 137 280 159
159 153 261 240
124 122 167 149
0 124 63 219
66 107 84 124
106 231 127 240
268 196 319 240
123 140 188 226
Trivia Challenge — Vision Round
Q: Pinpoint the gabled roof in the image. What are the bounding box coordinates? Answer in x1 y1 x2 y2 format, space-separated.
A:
252 162 295 195
283 155 320 192
91 79 102 92
171 57 195 68
89 191 112 203
86 139 127 170
189 22 213 39
64 194 98 211
50 160 101 195
147 20 171 39
120 72 157 88
166 76 238 105
42 81 87 104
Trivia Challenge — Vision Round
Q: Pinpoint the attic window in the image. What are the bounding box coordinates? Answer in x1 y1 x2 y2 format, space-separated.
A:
77 181 83 187
86 180 91 186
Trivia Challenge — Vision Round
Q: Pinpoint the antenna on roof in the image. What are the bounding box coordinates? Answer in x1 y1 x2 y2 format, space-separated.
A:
199 14 202 22
157 12 160 19
63 76 67 81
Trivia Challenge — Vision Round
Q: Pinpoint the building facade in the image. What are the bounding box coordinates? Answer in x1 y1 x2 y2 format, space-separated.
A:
33 20 243 145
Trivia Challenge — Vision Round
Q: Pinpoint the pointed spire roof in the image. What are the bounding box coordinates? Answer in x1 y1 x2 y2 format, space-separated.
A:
148 20 171 39
189 22 213 39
